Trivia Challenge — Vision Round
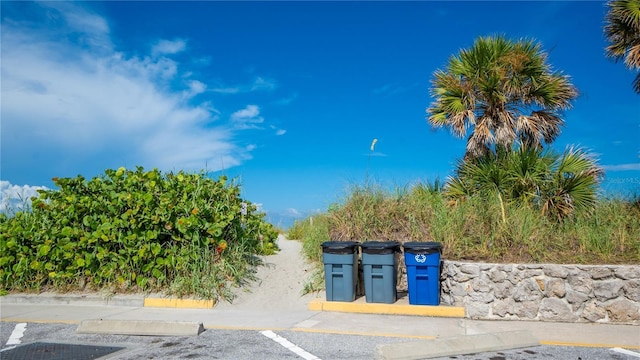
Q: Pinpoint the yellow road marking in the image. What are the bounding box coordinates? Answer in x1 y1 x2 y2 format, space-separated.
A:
143 298 215 309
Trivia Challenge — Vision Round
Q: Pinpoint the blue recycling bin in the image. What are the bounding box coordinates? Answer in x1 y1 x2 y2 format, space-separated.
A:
321 241 360 302
361 241 400 304
403 242 442 305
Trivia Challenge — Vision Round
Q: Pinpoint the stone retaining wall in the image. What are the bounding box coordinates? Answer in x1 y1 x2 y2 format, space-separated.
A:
433 261 640 324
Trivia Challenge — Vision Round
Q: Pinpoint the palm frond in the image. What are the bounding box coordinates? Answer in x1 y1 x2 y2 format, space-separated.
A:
448 146 602 221
554 147 604 179
605 0 640 93
444 176 472 201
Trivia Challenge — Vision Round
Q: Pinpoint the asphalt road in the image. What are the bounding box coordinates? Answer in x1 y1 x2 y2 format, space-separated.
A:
1 321 638 360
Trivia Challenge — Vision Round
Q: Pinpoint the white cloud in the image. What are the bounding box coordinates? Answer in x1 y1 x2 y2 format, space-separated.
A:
269 124 286 136
285 208 302 217
39 2 112 52
192 56 212 66
0 181 49 213
265 207 321 228
373 84 392 94
183 80 206 98
210 77 277 94
602 163 640 171
1 2 253 180
274 92 298 105
232 105 260 120
189 80 206 93
151 39 187 57
251 76 277 91
231 105 264 129
367 152 388 157
211 87 240 94
373 82 418 96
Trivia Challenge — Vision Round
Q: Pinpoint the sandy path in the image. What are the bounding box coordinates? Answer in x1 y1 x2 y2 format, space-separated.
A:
215 234 320 312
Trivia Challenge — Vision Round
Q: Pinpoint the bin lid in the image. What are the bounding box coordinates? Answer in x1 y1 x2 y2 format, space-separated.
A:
321 241 360 254
403 241 442 254
361 241 400 254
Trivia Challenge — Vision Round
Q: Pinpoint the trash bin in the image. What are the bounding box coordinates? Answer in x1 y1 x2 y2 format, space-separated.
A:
321 241 360 302
361 241 400 304
403 242 442 305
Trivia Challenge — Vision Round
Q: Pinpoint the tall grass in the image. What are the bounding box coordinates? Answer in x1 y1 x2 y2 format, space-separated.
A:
292 182 640 266
168 236 263 301
288 215 331 293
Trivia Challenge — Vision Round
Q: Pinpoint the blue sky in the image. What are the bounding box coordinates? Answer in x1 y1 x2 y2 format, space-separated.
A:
1 1 639 227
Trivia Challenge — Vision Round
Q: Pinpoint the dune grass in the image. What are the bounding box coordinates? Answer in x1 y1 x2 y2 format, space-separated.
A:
289 182 640 266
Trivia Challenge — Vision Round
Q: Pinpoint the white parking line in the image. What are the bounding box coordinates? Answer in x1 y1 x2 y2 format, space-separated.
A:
1 322 27 352
611 347 640 358
260 330 321 360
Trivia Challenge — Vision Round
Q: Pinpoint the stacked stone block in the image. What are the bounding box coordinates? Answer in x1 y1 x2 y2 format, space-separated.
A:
398 261 640 325
435 262 640 324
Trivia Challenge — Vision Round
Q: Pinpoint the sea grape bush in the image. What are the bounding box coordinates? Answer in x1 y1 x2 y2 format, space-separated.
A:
0 167 278 300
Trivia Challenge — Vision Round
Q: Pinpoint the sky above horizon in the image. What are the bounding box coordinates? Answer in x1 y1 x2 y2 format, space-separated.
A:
2 1 639 227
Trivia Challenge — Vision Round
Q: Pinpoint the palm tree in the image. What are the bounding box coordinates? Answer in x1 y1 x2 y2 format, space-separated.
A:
445 146 603 221
539 147 604 220
604 0 640 93
427 35 578 159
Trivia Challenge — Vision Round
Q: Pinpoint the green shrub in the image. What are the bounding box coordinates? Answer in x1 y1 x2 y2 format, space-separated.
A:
0 167 278 301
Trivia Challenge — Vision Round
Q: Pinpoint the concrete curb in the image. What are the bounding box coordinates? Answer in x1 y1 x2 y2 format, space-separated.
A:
309 298 465 318
374 330 540 360
0 294 144 307
76 319 205 336
0 294 215 309
3 294 466 318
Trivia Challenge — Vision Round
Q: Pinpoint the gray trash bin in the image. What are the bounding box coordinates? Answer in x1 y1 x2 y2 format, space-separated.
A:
321 241 360 302
361 241 400 304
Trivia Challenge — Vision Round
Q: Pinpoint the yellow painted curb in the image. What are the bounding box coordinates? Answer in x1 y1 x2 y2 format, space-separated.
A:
540 341 640 350
308 298 324 311
143 297 215 309
308 298 465 318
